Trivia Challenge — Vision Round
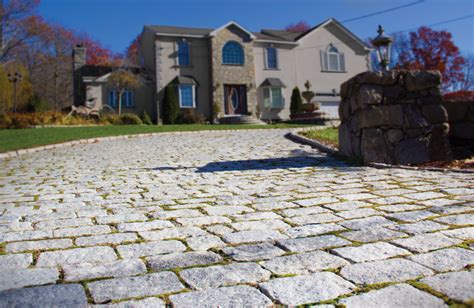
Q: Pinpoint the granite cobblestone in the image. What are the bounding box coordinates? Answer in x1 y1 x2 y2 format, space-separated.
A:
1 129 472 305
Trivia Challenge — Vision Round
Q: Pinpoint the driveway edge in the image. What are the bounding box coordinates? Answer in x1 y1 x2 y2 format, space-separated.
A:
0 127 304 160
287 128 474 174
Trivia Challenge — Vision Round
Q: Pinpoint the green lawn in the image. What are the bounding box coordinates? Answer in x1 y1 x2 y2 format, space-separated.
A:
0 124 313 153
300 128 339 147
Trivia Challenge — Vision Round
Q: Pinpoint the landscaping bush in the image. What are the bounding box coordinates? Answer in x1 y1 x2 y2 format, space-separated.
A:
120 113 143 125
27 95 52 112
177 109 205 124
141 110 153 125
99 113 120 125
8 113 34 129
1 112 100 129
162 85 179 124
290 87 303 117
443 90 474 101
0 113 12 129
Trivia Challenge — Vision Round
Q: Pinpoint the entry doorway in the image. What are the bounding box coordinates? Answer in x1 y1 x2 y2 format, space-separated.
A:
224 85 247 115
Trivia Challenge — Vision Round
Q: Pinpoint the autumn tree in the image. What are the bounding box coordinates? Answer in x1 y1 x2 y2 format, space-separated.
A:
78 34 121 66
394 27 465 90
125 33 141 66
12 17 120 110
107 69 141 115
0 0 41 62
285 21 311 33
457 53 474 91
0 63 33 112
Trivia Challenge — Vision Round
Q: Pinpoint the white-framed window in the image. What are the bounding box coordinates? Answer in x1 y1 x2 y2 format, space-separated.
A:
263 87 284 109
320 44 346 72
177 41 190 66
265 47 278 69
108 90 134 108
178 85 195 108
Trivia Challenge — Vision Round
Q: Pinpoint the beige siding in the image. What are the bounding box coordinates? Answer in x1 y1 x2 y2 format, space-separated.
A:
253 24 369 120
295 24 368 95
254 43 297 120
158 36 211 118
85 82 154 117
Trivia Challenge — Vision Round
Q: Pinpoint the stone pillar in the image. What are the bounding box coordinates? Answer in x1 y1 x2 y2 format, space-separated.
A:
339 70 451 165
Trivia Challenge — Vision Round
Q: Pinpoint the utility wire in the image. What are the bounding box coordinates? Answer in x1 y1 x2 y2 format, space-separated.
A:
296 14 474 51
393 14 474 33
342 0 425 23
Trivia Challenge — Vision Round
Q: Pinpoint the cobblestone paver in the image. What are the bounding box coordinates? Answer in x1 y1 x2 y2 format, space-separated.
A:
0 129 473 306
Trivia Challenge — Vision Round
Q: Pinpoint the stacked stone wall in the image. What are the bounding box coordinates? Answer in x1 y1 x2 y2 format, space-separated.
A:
339 70 451 164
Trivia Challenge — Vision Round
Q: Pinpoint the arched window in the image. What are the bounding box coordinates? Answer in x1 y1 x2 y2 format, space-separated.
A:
222 41 244 65
320 44 345 72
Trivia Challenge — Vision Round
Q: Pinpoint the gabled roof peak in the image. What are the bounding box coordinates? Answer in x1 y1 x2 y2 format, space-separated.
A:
209 21 256 39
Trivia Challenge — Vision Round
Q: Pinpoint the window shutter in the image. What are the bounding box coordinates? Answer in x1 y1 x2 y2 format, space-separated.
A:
320 50 328 71
339 53 346 72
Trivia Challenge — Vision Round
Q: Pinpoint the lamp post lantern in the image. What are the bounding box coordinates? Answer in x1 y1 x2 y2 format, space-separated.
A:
371 25 393 72
7 72 23 113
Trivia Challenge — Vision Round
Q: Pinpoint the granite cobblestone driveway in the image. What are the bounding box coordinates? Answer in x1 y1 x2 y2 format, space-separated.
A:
0 129 473 307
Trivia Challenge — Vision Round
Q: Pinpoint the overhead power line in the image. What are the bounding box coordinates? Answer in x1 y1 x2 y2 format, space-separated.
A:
296 14 474 51
394 14 474 34
342 0 425 23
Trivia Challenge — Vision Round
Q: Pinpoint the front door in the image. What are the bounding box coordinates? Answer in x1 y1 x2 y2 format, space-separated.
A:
224 85 247 115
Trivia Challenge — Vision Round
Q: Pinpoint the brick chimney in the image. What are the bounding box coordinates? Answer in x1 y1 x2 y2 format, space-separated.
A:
72 44 86 105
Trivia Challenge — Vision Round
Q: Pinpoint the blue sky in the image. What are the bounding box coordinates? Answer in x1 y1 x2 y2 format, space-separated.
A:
38 0 474 55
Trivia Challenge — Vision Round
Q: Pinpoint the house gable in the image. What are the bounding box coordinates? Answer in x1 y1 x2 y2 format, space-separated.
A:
210 21 256 41
296 18 370 55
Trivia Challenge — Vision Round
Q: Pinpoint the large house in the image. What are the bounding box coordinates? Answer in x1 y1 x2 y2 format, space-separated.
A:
73 18 371 122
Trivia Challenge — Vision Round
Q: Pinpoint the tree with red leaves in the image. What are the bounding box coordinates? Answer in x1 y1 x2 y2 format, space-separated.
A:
395 27 465 90
0 0 41 62
285 21 311 33
77 34 121 66
125 33 141 65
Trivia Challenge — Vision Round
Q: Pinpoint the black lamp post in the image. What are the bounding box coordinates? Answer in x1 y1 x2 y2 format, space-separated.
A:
7 72 23 113
371 25 393 72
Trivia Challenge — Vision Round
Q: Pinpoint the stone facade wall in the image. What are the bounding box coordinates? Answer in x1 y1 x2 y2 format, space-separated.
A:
339 70 451 165
442 99 474 154
210 26 257 115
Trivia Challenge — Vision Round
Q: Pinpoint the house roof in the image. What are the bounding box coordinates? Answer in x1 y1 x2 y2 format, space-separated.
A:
293 18 370 49
171 75 198 85
209 21 256 39
82 67 152 83
260 29 301 41
146 25 212 37
261 78 286 88
145 18 369 49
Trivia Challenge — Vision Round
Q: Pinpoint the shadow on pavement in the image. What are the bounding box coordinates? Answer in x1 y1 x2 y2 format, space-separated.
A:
195 156 356 173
